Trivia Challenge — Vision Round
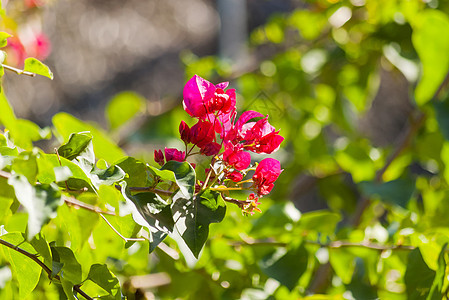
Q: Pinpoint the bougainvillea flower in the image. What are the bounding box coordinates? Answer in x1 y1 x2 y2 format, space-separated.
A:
222 143 251 170
190 120 215 148
154 149 165 166
243 193 262 215
164 148 185 162
239 116 284 154
252 158 282 195
179 121 191 144
226 170 243 182
200 142 221 156
183 75 236 119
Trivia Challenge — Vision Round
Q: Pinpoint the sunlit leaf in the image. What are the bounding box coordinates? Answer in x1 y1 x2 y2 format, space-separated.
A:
8 175 63 240
0 233 41 298
412 10 449 105
23 57 53 79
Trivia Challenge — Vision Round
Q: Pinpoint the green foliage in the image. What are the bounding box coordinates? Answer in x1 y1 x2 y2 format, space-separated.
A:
3 1 449 299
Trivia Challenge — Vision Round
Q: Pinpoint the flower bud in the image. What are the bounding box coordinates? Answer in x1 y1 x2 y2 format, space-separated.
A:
179 121 191 144
226 171 243 182
164 148 185 162
200 142 221 156
154 149 165 166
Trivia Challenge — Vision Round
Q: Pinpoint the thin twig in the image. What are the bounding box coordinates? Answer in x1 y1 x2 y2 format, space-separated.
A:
63 196 115 216
0 238 93 300
99 213 146 242
2 64 36 77
230 238 416 251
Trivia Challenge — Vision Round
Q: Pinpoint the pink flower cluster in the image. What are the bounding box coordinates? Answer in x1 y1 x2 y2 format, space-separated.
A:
155 75 283 214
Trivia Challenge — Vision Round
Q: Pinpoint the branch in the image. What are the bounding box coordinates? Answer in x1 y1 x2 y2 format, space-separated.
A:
63 195 115 216
0 238 93 300
2 64 36 77
230 238 416 251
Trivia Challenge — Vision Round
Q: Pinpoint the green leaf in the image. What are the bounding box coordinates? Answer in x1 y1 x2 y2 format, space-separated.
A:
172 189 226 258
61 277 77 300
412 10 449 105
106 91 146 130
427 243 447 300
90 165 125 190
120 182 174 250
23 57 53 79
30 234 52 270
0 32 11 48
53 113 125 163
0 89 16 129
160 161 195 198
298 210 341 235
405 248 435 300
259 243 308 291
359 176 415 208
115 157 148 187
50 246 83 284
57 132 93 161
8 175 63 240
37 153 94 191
87 264 121 299
54 166 72 182
435 98 449 141
11 150 38 184
0 233 41 298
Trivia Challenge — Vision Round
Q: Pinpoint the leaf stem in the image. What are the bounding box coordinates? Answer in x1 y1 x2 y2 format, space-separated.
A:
99 214 146 243
2 64 36 77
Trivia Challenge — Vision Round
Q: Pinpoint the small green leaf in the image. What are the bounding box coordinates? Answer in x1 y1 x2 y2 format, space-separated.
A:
8 175 63 240
30 234 52 270
90 165 125 190
0 233 41 298
106 91 146 130
58 132 93 161
53 113 125 163
161 161 196 198
259 243 308 291
172 189 226 258
405 248 436 300
0 32 12 48
87 264 121 298
23 57 53 79
115 157 148 187
50 246 83 284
